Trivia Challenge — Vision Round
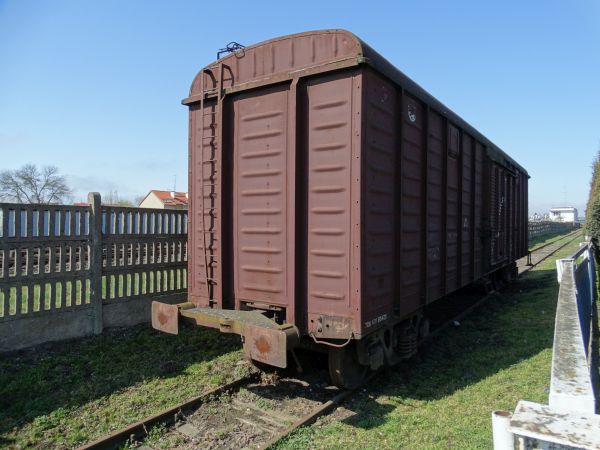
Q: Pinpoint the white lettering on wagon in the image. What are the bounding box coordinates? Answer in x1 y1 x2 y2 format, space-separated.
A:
407 104 417 123
364 314 388 329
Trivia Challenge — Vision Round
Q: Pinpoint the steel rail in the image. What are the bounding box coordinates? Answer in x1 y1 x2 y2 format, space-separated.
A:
520 229 582 275
426 230 582 346
527 228 581 256
77 372 260 450
79 231 582 450
260 383 359 449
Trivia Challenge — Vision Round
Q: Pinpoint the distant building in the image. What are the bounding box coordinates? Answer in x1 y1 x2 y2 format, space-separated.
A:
549 207 578 223
138 190 188 210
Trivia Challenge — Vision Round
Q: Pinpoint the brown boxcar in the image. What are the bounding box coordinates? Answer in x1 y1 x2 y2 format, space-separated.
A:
152 29 528 387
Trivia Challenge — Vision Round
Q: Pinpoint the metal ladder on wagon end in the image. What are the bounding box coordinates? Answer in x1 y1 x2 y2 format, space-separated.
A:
198 64 228 306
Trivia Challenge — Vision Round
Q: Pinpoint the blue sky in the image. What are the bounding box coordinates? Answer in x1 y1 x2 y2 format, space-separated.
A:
1 0 598 215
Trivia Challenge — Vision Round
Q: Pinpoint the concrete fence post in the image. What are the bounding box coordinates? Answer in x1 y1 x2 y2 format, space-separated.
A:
491 410 514 450
88 192 103 334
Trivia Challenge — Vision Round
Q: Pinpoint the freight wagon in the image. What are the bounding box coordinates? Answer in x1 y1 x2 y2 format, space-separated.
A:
152 30 528 388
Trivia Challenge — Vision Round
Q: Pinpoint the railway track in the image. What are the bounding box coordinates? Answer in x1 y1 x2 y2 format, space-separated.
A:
79 230 583 450
79 357 356 450
518 228 583 275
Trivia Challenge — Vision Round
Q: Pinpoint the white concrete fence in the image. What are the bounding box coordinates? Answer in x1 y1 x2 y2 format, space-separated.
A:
0 193 188 352
492 239 599 450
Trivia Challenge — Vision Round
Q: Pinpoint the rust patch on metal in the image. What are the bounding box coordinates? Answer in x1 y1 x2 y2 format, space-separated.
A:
242 323 299 368
254 335 271 355
151 301 179 335
158 312 169 325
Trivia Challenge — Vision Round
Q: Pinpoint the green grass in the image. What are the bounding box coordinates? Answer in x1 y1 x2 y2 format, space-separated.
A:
0 325 243 449
0 235 587 449
275 236 586 450
528 227 580 252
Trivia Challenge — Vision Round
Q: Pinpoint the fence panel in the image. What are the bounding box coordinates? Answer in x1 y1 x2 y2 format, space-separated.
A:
100 205 188 305
528 220 578 239
0 194 188 351
0 203 93 323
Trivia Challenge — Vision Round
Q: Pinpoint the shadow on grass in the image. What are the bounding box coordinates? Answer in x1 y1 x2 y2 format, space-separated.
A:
0 323 240 445
0 267 567 446
337 268 560 430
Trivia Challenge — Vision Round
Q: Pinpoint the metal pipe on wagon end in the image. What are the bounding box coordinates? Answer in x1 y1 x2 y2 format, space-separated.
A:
491 410 514 450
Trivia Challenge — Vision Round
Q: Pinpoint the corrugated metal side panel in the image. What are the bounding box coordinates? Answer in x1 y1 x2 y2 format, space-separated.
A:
361 70 397 327
234 33 356 84
445 124 460 292
233 86 292 307
501 168 508 262
461 133 474 283
188 104 200 305
474 141 484 278
399 94 424 315
507 171 513 262
188 99 221 307
509 173 516 262
521 172 528 255
491 163 511 266
511 171 521 261
514 172 520 258
189 31 362 98
426 111 444 300
305 74 355 319
490 164 498 263
515 173 520 257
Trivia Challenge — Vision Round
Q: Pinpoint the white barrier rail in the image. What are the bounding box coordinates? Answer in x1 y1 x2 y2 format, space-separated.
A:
492 240 599 449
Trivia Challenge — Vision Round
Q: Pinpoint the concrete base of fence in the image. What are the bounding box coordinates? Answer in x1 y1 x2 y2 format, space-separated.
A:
103 294 185 329
0 294 187 353
0 307 96 352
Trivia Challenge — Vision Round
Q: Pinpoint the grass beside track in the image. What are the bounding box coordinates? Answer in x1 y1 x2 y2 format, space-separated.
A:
275 234 586 450
0 327 247 449
0 232 585 449
528 227 581 252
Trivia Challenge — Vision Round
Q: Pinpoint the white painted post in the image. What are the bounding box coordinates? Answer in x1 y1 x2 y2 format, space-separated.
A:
556 259 566 283
492 410 514 450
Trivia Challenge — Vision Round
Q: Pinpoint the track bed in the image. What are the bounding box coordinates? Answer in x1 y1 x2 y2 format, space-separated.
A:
80 231 583 450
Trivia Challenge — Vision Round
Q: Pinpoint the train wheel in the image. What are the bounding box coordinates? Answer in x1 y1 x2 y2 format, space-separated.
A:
328 343 369 389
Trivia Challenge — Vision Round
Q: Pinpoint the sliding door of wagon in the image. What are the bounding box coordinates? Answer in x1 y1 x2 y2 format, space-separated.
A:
305 74 356 335
232 85 295 315
490 163 508 266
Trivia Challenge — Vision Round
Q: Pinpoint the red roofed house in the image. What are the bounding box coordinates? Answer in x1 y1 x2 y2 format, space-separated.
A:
138 190 188 210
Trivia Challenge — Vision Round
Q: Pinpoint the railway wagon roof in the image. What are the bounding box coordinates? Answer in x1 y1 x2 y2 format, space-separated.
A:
185 29 528 176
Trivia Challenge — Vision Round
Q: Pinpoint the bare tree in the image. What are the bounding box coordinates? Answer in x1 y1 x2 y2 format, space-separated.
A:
134 195 146 206
102 190 134 206
0 164 72 204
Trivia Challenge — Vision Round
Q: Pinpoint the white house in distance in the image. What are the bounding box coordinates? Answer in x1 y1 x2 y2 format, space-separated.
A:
138 190 188 210
549 206 578 223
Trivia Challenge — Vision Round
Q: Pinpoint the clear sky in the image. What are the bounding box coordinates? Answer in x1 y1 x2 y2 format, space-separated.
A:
1 0 599 215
